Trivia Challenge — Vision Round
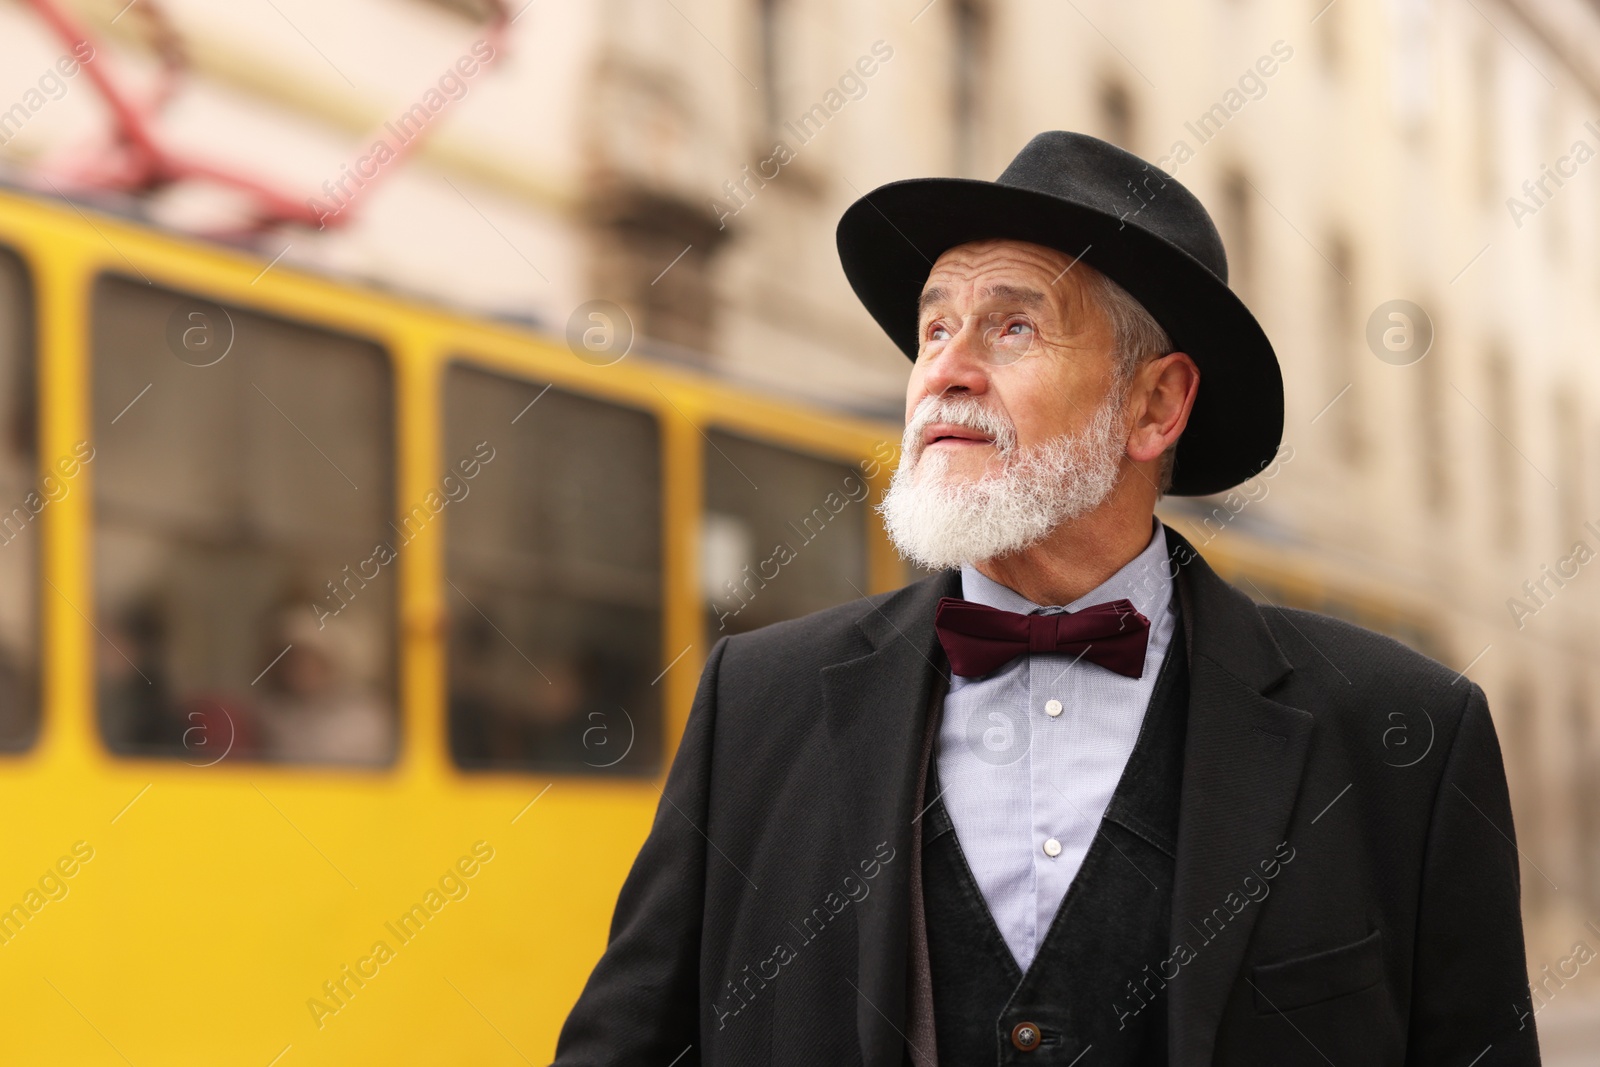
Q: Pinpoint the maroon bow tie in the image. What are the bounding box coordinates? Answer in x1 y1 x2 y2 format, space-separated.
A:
934 596 1151 679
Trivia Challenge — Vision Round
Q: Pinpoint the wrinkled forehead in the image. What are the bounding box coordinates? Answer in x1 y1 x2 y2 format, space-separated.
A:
918 238 1095 319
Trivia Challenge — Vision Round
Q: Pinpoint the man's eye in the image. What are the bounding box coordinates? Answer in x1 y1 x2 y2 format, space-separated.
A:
1003 319 1033 336
928 323 950 341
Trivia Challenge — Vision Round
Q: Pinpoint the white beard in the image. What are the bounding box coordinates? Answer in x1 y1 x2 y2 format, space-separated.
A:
876 393 1127 570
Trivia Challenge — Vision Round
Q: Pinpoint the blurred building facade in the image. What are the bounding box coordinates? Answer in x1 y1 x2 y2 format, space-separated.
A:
3 0 1600 1020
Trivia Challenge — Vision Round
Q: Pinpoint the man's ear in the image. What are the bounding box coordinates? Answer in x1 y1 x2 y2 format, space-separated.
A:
1126 351 1199 464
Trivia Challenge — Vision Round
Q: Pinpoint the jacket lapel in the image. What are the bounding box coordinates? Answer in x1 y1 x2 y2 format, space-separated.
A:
822 571 958 1067
1162 527 1315 1066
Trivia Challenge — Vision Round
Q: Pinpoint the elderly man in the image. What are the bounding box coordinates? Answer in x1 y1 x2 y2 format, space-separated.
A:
551 132 1536 1066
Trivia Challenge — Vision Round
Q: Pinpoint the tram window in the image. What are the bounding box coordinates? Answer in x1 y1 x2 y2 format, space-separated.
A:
442 364 662 775
702 431 868 639
0 248 37 752
92 278 396 765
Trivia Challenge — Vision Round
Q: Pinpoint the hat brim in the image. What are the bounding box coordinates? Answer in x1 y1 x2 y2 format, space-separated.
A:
836 177 1284 497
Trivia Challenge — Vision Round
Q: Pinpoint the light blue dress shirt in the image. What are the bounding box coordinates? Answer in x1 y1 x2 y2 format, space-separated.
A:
936 520 1178 972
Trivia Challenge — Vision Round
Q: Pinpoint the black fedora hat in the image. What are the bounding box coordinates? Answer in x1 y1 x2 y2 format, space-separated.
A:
836 130 1282 497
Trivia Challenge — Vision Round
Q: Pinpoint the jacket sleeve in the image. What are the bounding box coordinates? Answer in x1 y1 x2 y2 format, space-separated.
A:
550 637 727 1066
1405 682 1541 1065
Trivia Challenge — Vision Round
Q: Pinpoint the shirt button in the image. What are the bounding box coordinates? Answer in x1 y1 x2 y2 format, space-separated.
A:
1044 699 1063 717
1043 837 1062 857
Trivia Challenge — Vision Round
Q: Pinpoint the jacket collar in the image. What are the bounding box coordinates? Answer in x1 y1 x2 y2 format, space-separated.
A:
1167 524 1293 692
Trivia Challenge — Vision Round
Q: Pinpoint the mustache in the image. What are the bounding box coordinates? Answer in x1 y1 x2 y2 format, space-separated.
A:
903 395 1017 461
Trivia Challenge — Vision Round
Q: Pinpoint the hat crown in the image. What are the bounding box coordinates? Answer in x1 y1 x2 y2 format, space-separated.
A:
995 131 1230 285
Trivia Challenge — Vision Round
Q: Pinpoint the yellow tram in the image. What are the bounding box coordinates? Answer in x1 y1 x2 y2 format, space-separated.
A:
0 186 1437 1063
0 184 906 1064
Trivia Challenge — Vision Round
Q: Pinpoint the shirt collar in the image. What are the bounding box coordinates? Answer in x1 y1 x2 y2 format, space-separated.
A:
959 518 1174 621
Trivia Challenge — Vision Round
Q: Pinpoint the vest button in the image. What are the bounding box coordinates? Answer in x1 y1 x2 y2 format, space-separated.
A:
1010 1021 1042 1051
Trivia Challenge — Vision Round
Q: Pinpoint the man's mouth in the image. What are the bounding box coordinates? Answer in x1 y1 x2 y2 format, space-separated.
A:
922 422 995 449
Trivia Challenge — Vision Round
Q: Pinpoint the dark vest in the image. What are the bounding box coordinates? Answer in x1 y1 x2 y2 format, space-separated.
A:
919 627 1189 1065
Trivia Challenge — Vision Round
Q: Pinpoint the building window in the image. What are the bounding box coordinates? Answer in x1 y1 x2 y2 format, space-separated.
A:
587 187 729 358
1571 684 1599 910
1472 35 1496 207
411 0 499 20
1417 329 1450 514
1485 347 1520 551
1543 101 1567 261
92 278 396 765
1314 0 1341 73
758 0 788 135
1099 80 1135 151
0 246 37 752
1555 389 1583 538
951 0 990 176
1216 168 1254 303
702 431 867 641
444 364 662 775
1321 235 1362 465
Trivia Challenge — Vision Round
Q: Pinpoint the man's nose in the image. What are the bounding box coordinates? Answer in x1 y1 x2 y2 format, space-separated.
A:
918 321 991 397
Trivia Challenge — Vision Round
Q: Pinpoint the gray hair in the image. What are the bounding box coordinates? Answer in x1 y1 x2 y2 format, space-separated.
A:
1079 264 1179 493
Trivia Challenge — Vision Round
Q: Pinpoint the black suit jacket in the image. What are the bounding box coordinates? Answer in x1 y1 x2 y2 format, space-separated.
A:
552 529 1538 1065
